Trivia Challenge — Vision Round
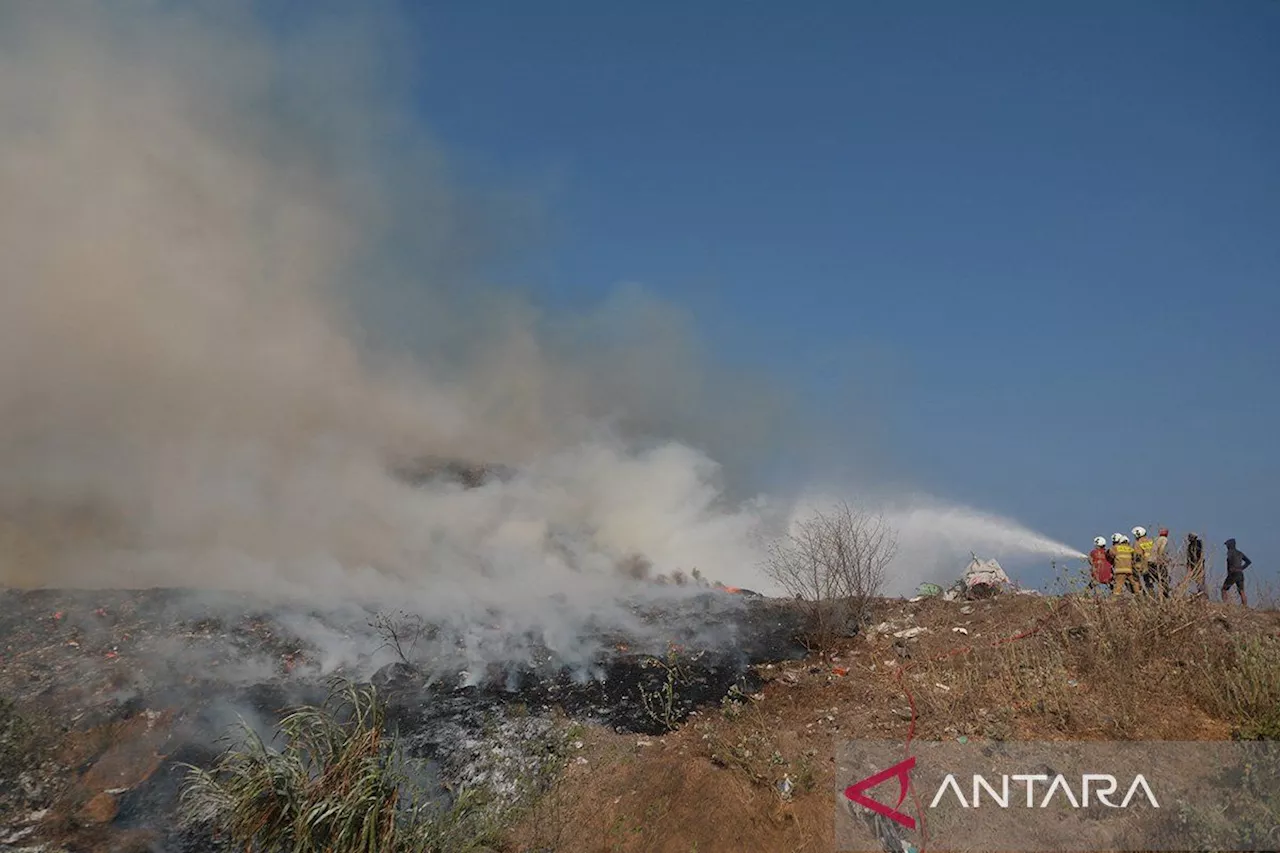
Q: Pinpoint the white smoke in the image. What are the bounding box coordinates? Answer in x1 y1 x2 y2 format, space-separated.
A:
0 1 785 671
0 3 1078 675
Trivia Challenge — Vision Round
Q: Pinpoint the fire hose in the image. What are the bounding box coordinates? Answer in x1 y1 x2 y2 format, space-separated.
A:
886 598 1066 853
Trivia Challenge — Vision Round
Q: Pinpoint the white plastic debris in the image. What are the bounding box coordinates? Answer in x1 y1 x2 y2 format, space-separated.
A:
778 775 794 800
963 556 1011 595
0 827 36 845
892 626 928 639
952 627 969 635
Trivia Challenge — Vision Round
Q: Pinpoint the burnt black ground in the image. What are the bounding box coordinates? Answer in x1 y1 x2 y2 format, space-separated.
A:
0 586 808 851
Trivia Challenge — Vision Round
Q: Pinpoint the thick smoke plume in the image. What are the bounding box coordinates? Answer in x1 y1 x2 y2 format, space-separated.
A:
0 4 1079 678
0 1 777 626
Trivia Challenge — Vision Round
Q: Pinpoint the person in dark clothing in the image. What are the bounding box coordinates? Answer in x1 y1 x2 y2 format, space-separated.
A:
1222 538 1251 606
1186 533 1205 598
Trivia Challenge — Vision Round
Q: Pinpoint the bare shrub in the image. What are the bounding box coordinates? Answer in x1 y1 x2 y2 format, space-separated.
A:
371 610 434 666
762 501 895 649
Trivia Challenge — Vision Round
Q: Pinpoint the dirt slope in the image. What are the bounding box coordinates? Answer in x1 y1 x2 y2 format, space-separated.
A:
507 593 1280 853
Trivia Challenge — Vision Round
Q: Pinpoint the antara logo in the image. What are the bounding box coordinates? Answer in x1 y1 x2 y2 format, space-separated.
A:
930 773 1160 809
844 756 918 829
844 757 1160 829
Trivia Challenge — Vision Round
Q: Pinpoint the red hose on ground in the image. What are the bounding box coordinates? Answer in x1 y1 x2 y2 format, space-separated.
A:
889 598 1064 852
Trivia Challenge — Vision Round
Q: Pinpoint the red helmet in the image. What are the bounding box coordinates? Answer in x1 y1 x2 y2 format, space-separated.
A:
1159 528 1169 537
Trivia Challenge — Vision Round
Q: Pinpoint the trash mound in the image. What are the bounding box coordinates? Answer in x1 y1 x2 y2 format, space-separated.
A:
932 555 1014 601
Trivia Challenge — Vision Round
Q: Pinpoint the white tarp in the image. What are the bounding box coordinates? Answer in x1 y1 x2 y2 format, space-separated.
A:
962 556 1010 594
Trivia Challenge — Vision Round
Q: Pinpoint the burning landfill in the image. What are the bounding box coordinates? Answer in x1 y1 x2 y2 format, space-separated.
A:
0 580 808 851
0 5 1095 851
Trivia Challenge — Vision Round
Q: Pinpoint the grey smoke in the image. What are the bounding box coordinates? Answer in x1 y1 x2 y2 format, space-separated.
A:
0 1 789 674
0 2 1077 677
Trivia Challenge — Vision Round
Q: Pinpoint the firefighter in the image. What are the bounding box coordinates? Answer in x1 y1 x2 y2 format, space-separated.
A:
1111 533 1140 595
1152 528 1171 597
1132 526 1156 595
1089 536 1114 593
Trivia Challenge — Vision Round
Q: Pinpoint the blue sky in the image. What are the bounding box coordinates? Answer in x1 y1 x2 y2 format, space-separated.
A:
401 2 1278 586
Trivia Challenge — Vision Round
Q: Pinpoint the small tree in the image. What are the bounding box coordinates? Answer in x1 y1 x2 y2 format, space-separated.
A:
763 501 895 650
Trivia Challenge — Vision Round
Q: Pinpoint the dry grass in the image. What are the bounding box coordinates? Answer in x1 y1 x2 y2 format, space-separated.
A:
504 592 1280 853
912 592 1279 739
179 680 502 853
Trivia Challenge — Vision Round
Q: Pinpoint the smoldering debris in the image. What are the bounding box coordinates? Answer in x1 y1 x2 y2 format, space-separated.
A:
0 586 805 849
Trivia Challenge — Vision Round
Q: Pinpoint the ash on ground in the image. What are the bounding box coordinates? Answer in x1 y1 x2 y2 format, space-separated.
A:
0 586 806 852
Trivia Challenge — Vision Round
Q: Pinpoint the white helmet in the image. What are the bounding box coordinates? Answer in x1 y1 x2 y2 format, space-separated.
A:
1121 534 1131 544
1094 536 1107 548
1132 526 1146 539
1111 533 1124 544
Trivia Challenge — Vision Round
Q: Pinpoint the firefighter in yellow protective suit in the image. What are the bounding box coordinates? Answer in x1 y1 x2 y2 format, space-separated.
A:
1110 533 1141 595
1132 526 1156 596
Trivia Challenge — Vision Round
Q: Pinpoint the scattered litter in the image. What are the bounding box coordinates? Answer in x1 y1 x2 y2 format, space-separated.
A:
934 683 951 692
832 666 849 677
957 735 969 744
960 606 974 615
907 596 923 603
52 611 64 621
942 590 959 601
574 756 589 765
874 621 895 634
1015 589 1042 596
94 607 108 617
572 740 584 750
952 627 969 635
1067 680 1080 688
777 774 794 800
635 739 653 748
892 627 928 640
916 582 944 598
